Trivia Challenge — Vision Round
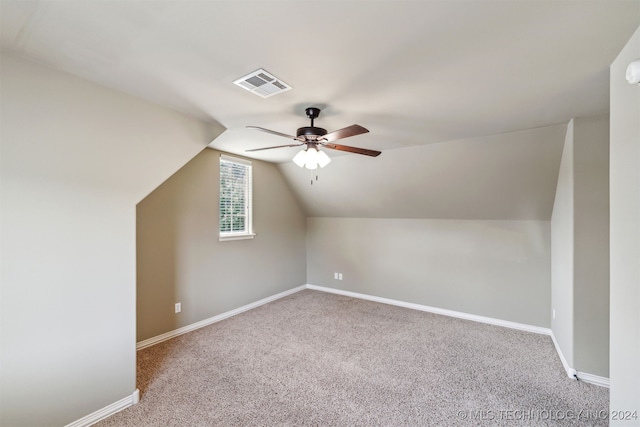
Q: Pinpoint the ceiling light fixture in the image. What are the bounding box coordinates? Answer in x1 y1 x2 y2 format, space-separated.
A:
626 59 640 85
292 145 331 169
245 107 380 184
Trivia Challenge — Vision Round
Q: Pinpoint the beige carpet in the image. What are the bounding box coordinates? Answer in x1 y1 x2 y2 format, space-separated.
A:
96 290 608 426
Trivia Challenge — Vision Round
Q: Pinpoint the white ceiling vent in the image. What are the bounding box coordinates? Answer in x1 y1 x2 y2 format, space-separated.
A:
233 69 292 98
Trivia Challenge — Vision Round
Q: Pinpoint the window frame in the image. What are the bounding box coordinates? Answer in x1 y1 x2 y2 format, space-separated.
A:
219 154 255 241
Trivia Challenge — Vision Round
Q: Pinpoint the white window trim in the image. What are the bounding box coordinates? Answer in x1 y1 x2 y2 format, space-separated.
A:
219 154 255 241
219 234 256 242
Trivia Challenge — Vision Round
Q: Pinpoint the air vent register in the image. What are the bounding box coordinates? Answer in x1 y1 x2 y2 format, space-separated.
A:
233 69 292 98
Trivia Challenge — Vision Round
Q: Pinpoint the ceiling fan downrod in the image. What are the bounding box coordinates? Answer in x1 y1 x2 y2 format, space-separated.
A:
297 108 327 140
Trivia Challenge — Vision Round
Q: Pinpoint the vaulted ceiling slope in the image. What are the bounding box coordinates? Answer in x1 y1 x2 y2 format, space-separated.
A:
1 1 638 220
279 124 568 220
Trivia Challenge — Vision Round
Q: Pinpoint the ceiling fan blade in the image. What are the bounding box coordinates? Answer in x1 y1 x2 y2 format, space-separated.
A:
320 124 369 143
247 126 303 141
322 143 381 157
245 142 304 152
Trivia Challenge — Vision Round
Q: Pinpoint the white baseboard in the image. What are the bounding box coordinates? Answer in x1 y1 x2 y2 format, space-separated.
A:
548 331 610 387
137 285 307 350
306 284 551 335
65 389 139 427
307 284 610 388
576 371 610 388
549 331 578 380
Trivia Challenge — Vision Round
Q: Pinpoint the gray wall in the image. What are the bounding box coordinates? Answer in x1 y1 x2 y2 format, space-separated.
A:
551 120 575 368
0 54 223 426
551 115 611 378
573 115 610 377
307 217 551 327
137 148 306 342
610 24 640 423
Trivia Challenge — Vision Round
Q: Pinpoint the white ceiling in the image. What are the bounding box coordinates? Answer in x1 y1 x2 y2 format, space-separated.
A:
2 1 638 219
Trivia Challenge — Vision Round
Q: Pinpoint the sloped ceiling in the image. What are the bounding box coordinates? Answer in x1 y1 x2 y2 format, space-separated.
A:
279 124 568 219
1 1 639 219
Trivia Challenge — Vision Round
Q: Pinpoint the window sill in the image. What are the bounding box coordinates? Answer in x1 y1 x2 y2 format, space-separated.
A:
219 233 256 242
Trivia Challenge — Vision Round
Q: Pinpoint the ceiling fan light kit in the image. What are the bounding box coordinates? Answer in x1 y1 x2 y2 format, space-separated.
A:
293 146 332 169
246 107 381 178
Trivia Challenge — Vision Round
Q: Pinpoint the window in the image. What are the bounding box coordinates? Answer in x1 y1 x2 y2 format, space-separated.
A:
219 154 254 241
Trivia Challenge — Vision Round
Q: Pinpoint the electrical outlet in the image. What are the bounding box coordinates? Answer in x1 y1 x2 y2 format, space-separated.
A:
338 273 343 280
552 309 556 320
334 272 339 279
175 302 181 313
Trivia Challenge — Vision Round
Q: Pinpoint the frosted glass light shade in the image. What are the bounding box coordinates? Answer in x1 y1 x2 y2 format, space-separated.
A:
292 150 307 167
626 59 640 85
292 146 331 170
317 150 331 168
305 148 319 170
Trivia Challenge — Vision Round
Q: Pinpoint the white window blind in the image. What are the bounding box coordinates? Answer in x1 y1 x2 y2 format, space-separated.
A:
219 154 254 241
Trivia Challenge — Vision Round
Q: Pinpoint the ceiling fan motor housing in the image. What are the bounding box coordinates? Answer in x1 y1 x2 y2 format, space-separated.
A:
297 126 327 139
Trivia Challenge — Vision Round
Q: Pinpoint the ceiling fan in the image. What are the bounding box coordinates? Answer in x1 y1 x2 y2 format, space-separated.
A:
246 107 381 170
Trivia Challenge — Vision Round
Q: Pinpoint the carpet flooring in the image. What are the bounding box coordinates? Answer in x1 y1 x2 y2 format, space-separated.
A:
96 289 608 426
